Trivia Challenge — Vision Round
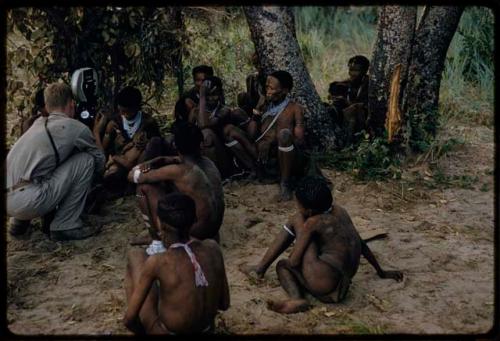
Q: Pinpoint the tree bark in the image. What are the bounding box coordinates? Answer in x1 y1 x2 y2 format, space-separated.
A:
368 6 417 137
403 6 464 150
244 6 335 149
169 7 185 96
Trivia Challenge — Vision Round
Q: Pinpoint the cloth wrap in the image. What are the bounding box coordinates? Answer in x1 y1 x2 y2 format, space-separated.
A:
170 240 209 287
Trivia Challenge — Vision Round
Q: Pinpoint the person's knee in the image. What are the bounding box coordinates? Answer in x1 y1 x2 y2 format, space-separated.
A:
278 129 293 146
202 129 216 147
137 183 156 196
147 136 164 151
72 153 95 176
223 124 235 138
276 259 289 270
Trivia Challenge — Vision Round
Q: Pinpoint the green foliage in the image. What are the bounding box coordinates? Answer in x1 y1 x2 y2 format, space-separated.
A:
294 7 377 100
426 168 479 190
405 108 440 153
440 6 494 126
7 7 183 109
182 7 255 106
319 133 402 181
457 7 494 82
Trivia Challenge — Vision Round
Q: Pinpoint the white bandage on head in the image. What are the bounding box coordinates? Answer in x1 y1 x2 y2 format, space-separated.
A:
278 144 295 152
133 168 141 184
146 240 167 256
225 140 239 148
282 224 295 237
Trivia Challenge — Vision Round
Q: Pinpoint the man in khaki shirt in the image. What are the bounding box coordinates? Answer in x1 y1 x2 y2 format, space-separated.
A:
6 83 105 241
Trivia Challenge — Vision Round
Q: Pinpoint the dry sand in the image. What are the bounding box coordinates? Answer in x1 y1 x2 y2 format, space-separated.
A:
6 124 495 335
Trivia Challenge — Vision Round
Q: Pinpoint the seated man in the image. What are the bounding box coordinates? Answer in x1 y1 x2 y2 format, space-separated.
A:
224 70 306 201
6 82 105 241
237 53 266 116
343 55 370 141
189 76 235 178
241 176 403 314
128 121 225 252
327 81 349 125
327 80 365 147
123 192 230 334
94 86 161 193
183 65 215 113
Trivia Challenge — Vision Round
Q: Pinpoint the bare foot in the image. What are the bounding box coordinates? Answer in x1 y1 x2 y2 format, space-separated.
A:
266 298 310 314
278 182 293 202
239 263 264 281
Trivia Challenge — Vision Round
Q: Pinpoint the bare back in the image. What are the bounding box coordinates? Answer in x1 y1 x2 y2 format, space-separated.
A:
154 239 228 333
194 156 225 230
170 160 220 239
311 205 362 279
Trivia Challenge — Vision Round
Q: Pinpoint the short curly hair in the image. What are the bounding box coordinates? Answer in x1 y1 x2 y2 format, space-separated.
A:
157 192 197 232
116 86 142 109
294 176 333 213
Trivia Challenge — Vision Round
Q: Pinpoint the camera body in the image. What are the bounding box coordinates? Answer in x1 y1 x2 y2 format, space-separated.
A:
70 67 98 129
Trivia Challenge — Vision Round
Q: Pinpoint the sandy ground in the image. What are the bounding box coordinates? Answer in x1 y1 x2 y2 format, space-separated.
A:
6 123 495 335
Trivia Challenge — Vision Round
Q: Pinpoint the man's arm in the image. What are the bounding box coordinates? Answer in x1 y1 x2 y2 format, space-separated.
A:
198 82 209 129
75 126 106 175
288 216 317 267
127 163 183 184
241 223 295 279
139 156 181 172
293 105 305 146
123 257 157 333
361 240 403 281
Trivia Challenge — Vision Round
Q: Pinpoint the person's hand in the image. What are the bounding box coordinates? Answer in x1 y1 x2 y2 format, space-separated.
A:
252 108 262 117
139 161 152 173
93 112 108 135
200 80 211 97
379 270 404 282
123 315 145 334
105 121 120 139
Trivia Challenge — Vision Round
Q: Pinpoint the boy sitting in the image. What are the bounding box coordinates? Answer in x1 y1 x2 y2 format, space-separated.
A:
241 176 403 314
123 192 230 334
93 86 161 193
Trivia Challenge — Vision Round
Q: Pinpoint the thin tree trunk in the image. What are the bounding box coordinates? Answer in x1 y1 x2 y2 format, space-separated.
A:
403 6 464 150
244 6 336 149
169 7 185 96
368 6 417 137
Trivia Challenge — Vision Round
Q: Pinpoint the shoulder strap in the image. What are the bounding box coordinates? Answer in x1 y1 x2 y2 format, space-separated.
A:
255 102 289 143
44 117 60 167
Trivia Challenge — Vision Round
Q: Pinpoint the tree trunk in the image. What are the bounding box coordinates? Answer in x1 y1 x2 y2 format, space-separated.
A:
403 6 464 151
368 6 417 137
243 6 336 149
169 7 185 96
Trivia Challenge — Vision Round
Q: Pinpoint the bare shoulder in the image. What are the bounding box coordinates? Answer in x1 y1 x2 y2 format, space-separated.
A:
200 239 222 253
219 106 232 116
332 204 350 219
288 101 304 113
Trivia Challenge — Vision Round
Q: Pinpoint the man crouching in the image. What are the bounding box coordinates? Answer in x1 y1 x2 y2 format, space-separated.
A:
123 193 230 334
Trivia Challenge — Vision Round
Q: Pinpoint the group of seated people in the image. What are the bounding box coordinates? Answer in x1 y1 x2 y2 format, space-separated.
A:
5 58 402 334
325 55 370 147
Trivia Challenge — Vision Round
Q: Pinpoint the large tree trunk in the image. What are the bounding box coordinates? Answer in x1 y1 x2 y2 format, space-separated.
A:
243 6 336 150
403 6 464 150
368 6 417 137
